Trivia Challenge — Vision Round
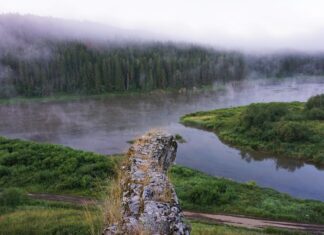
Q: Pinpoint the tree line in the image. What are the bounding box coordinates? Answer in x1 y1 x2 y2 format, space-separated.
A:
246 53 324 77
1 41 324 98
0 42 246 97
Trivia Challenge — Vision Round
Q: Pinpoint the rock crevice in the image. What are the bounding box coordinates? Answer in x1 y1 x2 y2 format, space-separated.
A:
104 131 190 235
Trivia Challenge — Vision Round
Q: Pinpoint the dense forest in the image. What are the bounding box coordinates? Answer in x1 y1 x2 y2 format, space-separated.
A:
0 43 246 97
2 42 324 98
1 14 324 98
246 53 324 77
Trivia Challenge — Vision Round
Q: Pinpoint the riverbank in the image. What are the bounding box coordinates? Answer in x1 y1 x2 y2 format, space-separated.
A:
0 84 220 105
170 165 324 224
180 96 324 165
1 136 324 233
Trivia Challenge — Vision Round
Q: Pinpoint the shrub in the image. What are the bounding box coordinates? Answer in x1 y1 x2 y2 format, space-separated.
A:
240 103 288 130
305 94 324 110
306 108 324 120
188 183 220 205
274 121 310 142
0 188 28 207
245 181 257 188
186 181 235 206
0 166 10 177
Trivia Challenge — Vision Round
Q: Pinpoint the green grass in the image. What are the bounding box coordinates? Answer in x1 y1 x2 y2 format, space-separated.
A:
0 200 102 235
0 187 103 235
0 137 121 197
190 221 307 235
180 100 324 165
170 165 324 224
1 135 324 234
0 136 120 234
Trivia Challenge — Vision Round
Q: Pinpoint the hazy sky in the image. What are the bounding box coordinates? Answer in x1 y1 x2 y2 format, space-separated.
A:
1 0 324 52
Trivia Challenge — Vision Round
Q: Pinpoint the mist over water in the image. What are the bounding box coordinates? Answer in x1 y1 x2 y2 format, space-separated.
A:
1 76 324 200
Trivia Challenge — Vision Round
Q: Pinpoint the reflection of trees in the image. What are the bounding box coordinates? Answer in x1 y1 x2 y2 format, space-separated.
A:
239 150 305 172
200 126 324 173
228 80 246 93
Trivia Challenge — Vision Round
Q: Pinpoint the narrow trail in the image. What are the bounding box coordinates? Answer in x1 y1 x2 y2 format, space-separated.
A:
184 211 324 234
28 193 324 234
27 193 96 205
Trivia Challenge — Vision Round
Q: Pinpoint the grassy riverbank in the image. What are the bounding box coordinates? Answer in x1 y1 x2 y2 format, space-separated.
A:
180 94 324 165
190 221 307 235
0 137 118 234
0 137 121 197
170 165 324 224
1 136 324 234
0 196 102 235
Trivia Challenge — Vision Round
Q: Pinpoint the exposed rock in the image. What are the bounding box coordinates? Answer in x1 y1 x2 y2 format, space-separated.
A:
104 130 190 235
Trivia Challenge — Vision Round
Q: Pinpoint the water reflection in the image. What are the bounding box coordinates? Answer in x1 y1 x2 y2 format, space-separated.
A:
239 151 305 172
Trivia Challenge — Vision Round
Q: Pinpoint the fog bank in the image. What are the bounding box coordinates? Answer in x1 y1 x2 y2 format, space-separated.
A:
2 0 324 52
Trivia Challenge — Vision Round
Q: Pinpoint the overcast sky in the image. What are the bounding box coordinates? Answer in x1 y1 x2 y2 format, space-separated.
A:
1 0 324 52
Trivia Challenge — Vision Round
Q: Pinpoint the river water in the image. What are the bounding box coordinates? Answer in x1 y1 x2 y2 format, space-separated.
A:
1 77 324 201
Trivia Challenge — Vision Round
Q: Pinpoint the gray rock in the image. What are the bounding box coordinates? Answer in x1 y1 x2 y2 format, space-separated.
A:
104 131 190 235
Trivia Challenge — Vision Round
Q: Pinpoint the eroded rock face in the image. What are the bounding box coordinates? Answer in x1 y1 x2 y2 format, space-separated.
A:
104 131 190 235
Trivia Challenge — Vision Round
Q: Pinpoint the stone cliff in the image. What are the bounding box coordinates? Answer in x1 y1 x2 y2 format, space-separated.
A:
104 131 190 235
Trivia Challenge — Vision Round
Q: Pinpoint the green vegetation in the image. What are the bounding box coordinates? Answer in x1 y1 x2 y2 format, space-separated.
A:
191 222 263 235
0 43 245 97
0 136 119 234
190 221 307 235
0 192 102 235
1 135 324 234
0 136 121 197
171 165 324 224
305 94 324 120
181 95 324 165
175 133 187 143
0 207 99 235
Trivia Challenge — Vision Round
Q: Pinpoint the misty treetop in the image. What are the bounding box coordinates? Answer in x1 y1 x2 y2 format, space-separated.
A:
0 42 246 97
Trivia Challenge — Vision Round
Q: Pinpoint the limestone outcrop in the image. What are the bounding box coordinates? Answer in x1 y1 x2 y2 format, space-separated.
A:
104 131 190 235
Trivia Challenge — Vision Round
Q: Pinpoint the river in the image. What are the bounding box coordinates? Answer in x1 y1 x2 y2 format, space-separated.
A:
0 77 324 201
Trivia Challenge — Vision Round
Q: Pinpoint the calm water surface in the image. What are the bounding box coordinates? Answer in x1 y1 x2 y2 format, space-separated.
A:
1 77 324 201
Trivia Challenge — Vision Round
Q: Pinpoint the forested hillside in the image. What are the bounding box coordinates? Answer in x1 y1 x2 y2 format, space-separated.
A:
0 43 246 97
1 14 324 98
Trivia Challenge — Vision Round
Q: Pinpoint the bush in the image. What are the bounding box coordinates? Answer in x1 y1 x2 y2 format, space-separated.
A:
240 103 288 130
188 183 220 205
305 94 324 110
305 94 324 120
0 188 28 207
185 181 235 206
274 121 311 142
306 108 324 120
245 181 257 188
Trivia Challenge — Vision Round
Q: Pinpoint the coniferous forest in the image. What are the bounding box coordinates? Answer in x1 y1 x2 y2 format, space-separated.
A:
0 42 246 97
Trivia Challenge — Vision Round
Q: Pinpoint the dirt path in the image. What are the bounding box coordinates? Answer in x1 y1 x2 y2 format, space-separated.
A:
27 193 96 205
28 193 324 233
184 211 324 234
